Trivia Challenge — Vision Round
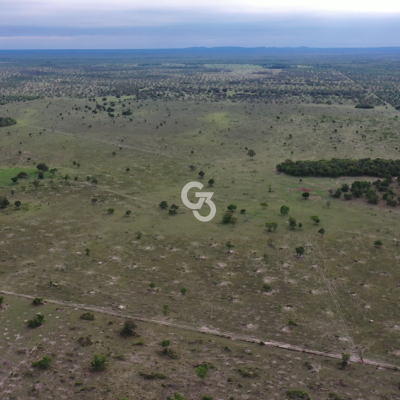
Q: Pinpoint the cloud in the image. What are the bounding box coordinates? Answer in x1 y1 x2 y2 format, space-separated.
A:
0 1 400 48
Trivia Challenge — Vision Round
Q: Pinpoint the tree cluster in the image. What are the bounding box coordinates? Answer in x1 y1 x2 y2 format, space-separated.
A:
0 117 16 127
277 158 400 178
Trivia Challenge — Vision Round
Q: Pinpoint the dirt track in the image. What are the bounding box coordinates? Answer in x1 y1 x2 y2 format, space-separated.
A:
1 289 397 371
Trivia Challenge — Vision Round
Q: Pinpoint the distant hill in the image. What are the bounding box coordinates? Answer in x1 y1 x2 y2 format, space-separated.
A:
1 47 400 65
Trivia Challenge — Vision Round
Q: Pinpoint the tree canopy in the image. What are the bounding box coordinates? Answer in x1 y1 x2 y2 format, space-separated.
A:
0 117 16 127
276 158 400 178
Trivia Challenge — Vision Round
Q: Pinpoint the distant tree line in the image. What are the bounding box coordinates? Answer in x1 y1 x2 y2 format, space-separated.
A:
276 158 400 178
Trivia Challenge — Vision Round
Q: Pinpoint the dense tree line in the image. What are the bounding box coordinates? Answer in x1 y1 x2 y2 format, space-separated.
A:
0 117 16 127
276 158 400 178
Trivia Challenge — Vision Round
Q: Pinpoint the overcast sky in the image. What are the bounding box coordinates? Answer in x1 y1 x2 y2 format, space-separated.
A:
1 0 400 49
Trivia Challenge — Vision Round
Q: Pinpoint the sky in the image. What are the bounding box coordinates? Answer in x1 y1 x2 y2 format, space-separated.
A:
1 0 400 49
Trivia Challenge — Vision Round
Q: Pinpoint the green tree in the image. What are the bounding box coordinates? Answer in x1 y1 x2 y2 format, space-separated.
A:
262 283 272 292
0 197 10 209
91 354 108 371
227 204 237 211
289 217 297 230
27 313 45 328
318 228 325 236
180 288 187 296
159 201 168 209
265 222 278 232
295 246 305 258
120 320 138 337
222 211 237 224
260 202 268 209
163 305 169 315
32 297 44 306
208 178 215 187
374 240 383 247
340 353 350 370
302 192 310 200
36 163 49 172
32 356 52 369
14 200 21 208
125 210 131 216
107 208 115 214
310 215 320 224
198 171 205 179
169 204 179 215
280 205 290 215
195 363 210 378
247 149 256 158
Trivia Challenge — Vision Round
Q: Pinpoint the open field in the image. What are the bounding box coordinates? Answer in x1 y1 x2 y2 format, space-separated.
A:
1 50 400 399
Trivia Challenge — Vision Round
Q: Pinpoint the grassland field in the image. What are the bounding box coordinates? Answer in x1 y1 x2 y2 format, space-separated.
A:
1 94 400 399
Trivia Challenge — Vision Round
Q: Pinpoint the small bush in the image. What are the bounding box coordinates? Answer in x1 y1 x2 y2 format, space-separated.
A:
80 312 95 321
27 313 45 328
139 372 167 379
32 297 44 306
262 284 272 292
287 389 311 399
120 320 138 337
78 336 93 347
195 363 209 379
91 354 108 371
161 347 179 359
32 356 51 369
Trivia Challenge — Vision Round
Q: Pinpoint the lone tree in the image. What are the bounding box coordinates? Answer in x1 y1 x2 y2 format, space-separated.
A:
120 320 138 337
310 215 320 224
247 149 256 158
295 246 305 258
302 192 310 200
159 201 169 209
289 217 297 230
208 178 215 187
227 204 237 211
32 356 52 370
260 202 268 209
0 197 10 209
36 163 49 172
91 354 108 371
318 228 325 236
27 313 45 328
280 205 290 215
198 171 205 179
265 222 278 232
340 353 350 370
222 211 237 225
